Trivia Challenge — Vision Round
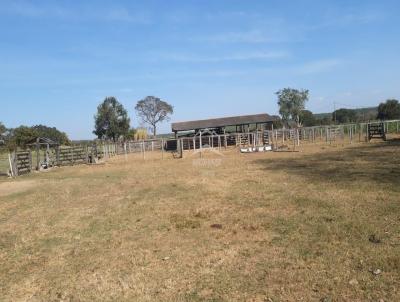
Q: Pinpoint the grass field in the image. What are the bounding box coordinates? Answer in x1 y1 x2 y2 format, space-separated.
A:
1 138 399 301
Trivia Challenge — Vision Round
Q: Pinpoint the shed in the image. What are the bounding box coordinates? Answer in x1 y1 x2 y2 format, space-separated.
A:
171 113 279 136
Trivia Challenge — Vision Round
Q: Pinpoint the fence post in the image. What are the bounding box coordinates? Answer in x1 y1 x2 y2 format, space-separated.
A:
28 149 32 172
326 127 329 143
13 151 18 176
177 139 182 158
181 138 184 158
36 139 40 170
350 126 353 144
56 146 60 166
8 152 14 177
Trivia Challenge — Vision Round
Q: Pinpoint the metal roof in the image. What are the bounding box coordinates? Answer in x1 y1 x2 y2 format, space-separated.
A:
26 137 59 146
171 113 279 132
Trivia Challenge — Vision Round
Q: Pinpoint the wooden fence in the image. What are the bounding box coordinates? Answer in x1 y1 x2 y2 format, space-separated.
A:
3 119 400 177
9 151 32 176
57 146 88 166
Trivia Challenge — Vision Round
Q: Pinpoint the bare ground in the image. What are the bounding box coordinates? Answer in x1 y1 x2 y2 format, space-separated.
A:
0 180 37 197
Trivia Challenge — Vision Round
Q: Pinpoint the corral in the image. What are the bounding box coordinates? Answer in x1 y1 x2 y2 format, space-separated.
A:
0 131 399 301
2 120 399 177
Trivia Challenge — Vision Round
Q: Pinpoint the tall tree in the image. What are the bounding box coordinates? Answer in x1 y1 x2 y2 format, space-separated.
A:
135 96 173 136
276 88 309 127
377 99 400 120
0 122 6 137
0 122 6 146
94 97 130 141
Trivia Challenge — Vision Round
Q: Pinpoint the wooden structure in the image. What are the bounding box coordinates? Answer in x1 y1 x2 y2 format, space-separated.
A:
368 122 386 141
171 113 279 137
9 151 32 176
27 137 59 170
57 146 88 165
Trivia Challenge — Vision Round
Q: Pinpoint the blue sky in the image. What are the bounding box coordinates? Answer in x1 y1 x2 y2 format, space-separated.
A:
1 0 399 139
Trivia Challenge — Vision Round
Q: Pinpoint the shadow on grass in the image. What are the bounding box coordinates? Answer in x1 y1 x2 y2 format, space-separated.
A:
254 139 400 186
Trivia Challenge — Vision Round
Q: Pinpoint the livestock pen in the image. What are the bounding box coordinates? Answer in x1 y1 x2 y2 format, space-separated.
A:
1 120 400 177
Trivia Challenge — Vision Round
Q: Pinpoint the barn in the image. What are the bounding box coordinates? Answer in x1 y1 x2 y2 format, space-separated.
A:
171 113 279 137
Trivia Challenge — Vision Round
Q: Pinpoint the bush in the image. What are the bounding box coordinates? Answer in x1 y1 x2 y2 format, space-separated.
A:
377 99 400 120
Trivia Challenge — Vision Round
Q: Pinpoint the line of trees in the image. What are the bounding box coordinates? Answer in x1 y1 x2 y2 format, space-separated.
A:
276 88 400 127
2 91 398 149
0 124 70 150
93 96 173 142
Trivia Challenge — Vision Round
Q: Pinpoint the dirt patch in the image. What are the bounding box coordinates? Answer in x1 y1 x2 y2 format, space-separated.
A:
0 180 37 197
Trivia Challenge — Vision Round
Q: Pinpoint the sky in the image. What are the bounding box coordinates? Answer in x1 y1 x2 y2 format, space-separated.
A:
1 0 399 139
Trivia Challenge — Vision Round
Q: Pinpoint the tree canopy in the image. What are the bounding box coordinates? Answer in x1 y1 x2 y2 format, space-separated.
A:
299 110 317 127
94 97 130 141
0 122 6 146
1 124 70 150
276 88 309 127
333 108 357 124
32 125 70 145
377 99 400 120
135 96 173 136
126 128 137 141
8 126 39 149
0 122 6 137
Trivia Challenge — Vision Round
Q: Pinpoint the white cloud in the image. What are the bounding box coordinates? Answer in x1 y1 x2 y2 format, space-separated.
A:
0 1 152 24
294 59 342 75
194 29 290 44
158 51 289 63
102 8 152 24
312 10 385 30
1 1 49 17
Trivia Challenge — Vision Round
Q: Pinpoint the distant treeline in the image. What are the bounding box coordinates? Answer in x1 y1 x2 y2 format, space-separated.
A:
297 99 400 127
1 98 399 150
0 124 70 150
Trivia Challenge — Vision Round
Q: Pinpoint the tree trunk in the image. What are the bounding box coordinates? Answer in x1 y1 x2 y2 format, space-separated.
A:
153 126 157 137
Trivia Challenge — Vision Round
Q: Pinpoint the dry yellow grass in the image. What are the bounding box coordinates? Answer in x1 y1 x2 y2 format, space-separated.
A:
0 138 399 301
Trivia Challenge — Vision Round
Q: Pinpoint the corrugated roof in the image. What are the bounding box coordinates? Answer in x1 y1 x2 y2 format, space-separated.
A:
171 113 279 132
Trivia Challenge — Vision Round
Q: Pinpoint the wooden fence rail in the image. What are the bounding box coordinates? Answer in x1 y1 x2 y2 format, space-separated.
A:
10 151 32 176
3 119 400 177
